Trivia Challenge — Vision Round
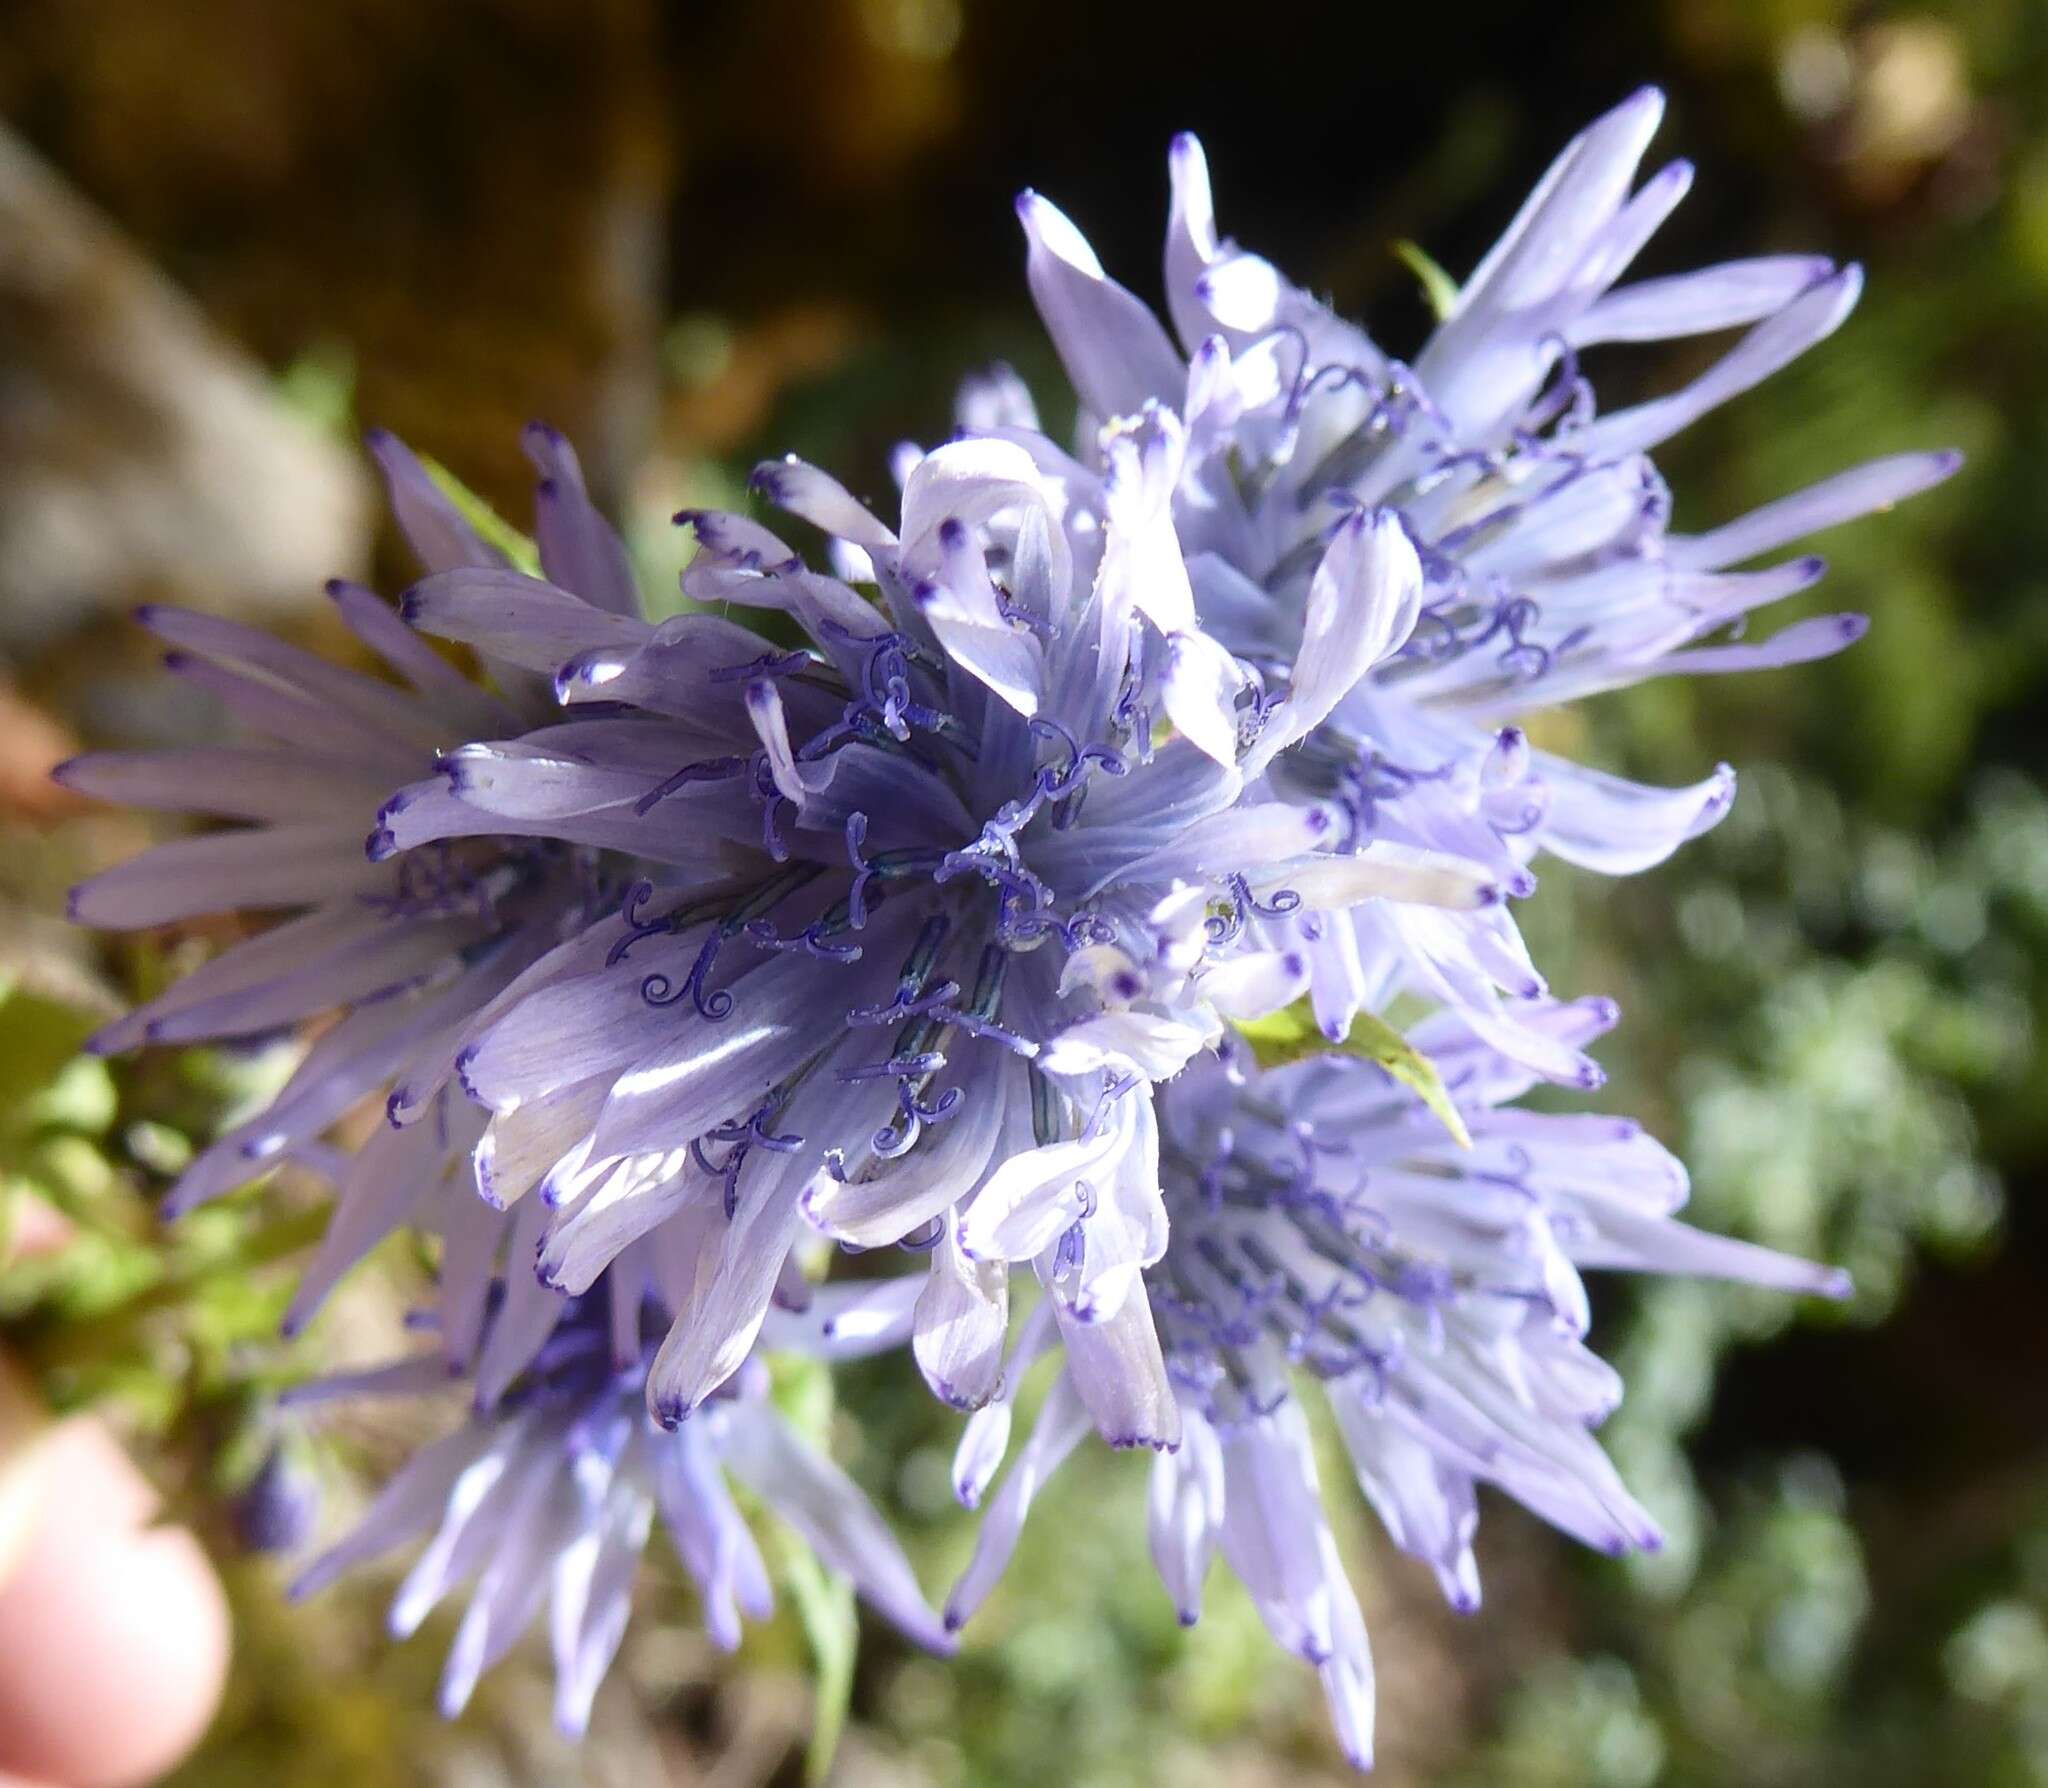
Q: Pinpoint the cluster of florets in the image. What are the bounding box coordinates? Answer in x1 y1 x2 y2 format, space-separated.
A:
59 87 1954 1767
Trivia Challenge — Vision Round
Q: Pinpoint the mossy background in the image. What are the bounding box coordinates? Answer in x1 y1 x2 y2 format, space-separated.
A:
1 3 2044 1784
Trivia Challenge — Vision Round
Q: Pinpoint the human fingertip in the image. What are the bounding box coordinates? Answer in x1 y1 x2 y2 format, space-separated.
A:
0 1417 230 1788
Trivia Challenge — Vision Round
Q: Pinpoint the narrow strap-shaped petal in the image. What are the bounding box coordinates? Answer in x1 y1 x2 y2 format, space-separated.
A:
523 422 643 617
1157 627 1248 767
403 568 652 674
550 1474 654 1736
944 1370 1091 1630
1572 265 1863 461
539 1163 707 1298
1147 1412 1224 1622
55 746 396 824
70 823 392 929
752 455 899 551
644 1071 897 1420
718 1404 954 1653
1241 508 1421 776
1053 1288 1181 1451
653 1422 773 1651
473 1075 610 1209
1533 754 1735 876
1163 132 1221 353
1668 449 1962 571
953 362 1039 433
1445 86 1665 324
471 1204 574 1405
584 942 900 1164
912 1216 1010 1409
1564 1198 1852 1298
759 1275 924 1362
908 519 1045 717
1327 1386 1480 1613
1017 189 1185 422
139 605 451 756
142 913 467 1043
160 650 418 774
804 1045 1011 1248
1570 255 1836 346
1251 840 1499 913
280 1118 452 1336
325 579 517 736
366 428 500 573
289 1427 489 1601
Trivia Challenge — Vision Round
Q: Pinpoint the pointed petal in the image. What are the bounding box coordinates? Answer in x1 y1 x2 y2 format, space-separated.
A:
1018 190 1185 421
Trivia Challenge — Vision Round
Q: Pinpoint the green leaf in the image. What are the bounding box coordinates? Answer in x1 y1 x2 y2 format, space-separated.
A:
419 457 542 577
761 1351 859 1782
29 1057 118 1138
767 1350 836 1446
1236 1001 1472 1149
1393 240 1461 322
275 341 357 439
782 1538 859 1787
0 985 100 1135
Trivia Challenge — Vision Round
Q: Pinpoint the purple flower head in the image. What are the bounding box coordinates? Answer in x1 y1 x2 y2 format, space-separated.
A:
379 426 1503 1434
939 1009 1850 1767
231 1439 322 1556
1006 88 1960 1080
59 427 647 1360
285 1273 948 1736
